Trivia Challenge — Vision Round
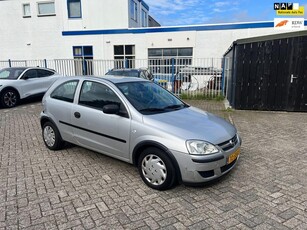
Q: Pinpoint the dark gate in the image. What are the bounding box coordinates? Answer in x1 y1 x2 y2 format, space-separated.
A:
224 30 307 111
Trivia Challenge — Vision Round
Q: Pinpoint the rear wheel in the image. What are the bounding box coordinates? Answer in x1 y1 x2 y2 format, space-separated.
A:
138 147 176 190
0 89 19 108
42 122 64 150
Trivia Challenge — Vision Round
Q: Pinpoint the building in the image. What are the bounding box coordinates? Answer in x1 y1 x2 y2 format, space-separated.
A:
0 0 306 71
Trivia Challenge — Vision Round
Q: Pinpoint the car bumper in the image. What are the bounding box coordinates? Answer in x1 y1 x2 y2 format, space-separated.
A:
170 137 241 184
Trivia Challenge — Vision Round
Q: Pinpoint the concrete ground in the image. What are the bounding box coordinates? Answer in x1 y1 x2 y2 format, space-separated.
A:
0 99 307 229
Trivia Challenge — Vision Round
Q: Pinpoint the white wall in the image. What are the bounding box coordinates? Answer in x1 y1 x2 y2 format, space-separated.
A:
0 1 306 61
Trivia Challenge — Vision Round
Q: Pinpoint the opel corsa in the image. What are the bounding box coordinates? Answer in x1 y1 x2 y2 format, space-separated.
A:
40 76 241 190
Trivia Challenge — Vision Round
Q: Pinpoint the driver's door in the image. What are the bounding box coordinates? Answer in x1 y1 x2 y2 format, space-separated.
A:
71 80 131 161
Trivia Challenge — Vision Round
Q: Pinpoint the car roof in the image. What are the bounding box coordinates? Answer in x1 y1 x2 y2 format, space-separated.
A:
65 75 148 84
108 69 140 72
2 66 56 72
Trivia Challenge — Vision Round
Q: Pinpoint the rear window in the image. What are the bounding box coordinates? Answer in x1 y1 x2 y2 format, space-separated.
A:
106 70 139 78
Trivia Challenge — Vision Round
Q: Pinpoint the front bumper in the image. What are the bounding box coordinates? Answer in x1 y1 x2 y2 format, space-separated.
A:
171 135 241 184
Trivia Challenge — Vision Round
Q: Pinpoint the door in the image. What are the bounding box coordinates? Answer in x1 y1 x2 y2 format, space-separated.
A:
71 80 131 161
287 36 307 111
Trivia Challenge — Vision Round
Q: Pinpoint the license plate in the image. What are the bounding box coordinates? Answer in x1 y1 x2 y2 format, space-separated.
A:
228 148 240 164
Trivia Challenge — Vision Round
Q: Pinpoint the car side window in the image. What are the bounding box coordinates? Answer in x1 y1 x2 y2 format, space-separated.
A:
79 81 128 117
23 69 38 79
37 69 55 78
50 80 78 103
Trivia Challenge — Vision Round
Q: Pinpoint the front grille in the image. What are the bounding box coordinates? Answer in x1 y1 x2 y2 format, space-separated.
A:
218 135 238 151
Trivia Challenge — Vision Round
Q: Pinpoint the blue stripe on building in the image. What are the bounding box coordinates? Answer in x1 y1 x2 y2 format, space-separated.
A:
62 20 307 36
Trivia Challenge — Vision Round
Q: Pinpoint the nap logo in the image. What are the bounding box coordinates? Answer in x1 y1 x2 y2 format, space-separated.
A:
274 3 295 10
274 3 304 16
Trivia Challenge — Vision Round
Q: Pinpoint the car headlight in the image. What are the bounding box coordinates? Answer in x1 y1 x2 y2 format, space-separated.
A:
186 140 219 155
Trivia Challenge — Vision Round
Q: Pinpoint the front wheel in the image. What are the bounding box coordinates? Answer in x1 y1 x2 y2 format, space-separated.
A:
138 147 176 190
42 122 64 150
0 89 19 108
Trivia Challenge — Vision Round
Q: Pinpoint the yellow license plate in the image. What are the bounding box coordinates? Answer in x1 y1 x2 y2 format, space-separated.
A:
228 148 240 164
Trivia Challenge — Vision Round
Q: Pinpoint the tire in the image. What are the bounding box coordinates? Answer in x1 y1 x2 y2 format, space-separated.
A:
42 121 64 150
0 89 19 108
138 147 176 190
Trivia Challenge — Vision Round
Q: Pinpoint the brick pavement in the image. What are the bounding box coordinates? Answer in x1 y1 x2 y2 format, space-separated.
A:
0 99 307 229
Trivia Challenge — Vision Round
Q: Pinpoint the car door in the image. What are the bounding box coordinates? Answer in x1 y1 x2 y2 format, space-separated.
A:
37 69 58 92
71 80 131 161
19 68 47 97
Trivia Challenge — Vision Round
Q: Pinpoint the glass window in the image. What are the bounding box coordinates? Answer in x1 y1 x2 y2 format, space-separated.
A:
114 46 124 55
163 49 178 57
37 1 55 16
79 81 128 116
23 69 38 79
178 48 193 56
51 80 78 103
130 0 137 21
37 69 55 77
114 45 135 68
23 3 31 17
125 45 134 55
141 9 147 27
83 46 93 56
67 0 81 18
148 49 162 57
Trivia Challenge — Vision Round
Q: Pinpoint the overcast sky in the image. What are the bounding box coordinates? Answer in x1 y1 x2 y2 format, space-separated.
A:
145 0 307 26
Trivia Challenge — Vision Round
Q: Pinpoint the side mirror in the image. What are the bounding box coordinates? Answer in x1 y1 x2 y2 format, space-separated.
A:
23 75 29 80
102 104 120 115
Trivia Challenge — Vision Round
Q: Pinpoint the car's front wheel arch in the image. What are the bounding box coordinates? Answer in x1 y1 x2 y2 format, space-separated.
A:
132 141 182 184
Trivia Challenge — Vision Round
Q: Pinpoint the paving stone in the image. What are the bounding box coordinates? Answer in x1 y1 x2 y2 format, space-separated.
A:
1 100 307 229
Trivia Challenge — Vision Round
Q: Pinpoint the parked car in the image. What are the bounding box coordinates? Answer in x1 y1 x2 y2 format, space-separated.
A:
0 67 62 108
40 76 241 190
105 68 154 81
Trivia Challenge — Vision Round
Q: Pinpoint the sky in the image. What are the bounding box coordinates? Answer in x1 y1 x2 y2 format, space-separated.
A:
145 0 307 26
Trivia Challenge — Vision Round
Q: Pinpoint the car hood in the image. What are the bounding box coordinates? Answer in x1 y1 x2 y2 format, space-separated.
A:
142 106 236 144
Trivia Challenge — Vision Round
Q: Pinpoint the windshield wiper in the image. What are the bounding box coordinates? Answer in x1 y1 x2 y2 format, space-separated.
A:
163 104 184 110
139 108 166 112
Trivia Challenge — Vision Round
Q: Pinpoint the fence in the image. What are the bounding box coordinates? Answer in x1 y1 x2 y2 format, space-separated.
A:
0 58 228 98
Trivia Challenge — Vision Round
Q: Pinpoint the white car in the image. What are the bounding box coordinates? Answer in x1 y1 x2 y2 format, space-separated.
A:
0 67 62 108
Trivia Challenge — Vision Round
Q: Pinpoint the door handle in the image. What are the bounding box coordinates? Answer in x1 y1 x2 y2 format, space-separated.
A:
74 112 81 118
290 74 298 83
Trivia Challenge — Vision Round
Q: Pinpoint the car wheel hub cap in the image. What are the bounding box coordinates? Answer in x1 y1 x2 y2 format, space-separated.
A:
4 92 17 107
44 126 55 147
142 154 167 185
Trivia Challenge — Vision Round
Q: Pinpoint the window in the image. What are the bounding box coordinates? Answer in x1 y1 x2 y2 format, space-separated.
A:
141 9 147 27
37 69 55 77
23 3 31 17
73 46 93 75
79 81 128 116
148 48 193 74
67 0 81 18
51 80 78 103
114 45 135 68
37 1 55 16
130 0 137 21
23 69 38 79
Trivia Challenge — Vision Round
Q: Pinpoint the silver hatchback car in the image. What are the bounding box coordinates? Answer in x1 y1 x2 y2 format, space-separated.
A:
40 76 241 190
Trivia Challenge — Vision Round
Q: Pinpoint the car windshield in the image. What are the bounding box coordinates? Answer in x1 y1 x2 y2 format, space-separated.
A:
116 81 188 114
0 68 26 80
107 70 139 77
